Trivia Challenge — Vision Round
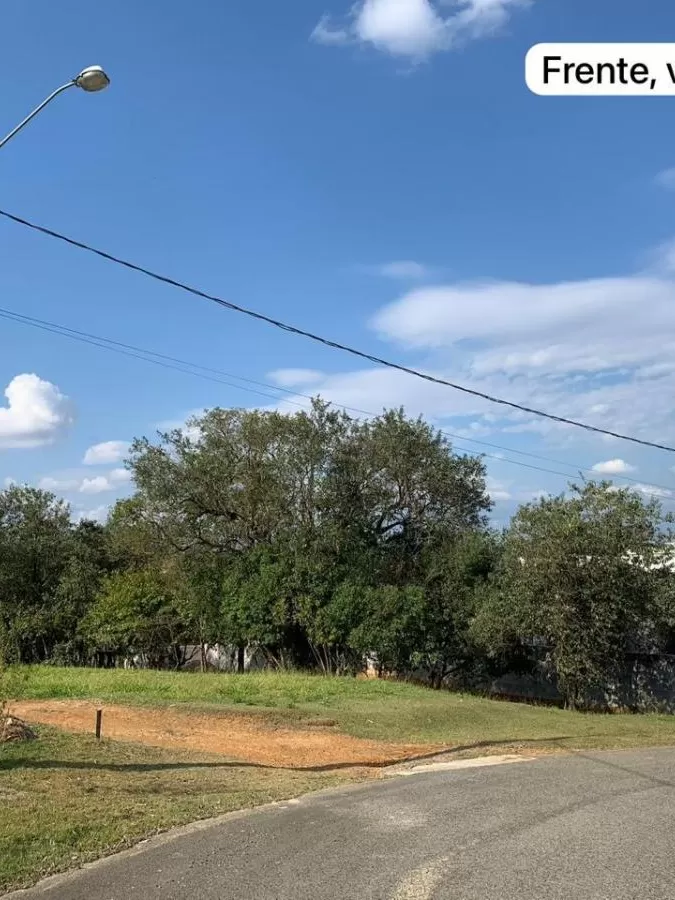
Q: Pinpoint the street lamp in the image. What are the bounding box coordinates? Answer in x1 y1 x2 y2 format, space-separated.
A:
0 66 110 151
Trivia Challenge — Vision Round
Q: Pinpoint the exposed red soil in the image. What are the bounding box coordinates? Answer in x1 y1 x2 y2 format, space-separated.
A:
10 700 440 771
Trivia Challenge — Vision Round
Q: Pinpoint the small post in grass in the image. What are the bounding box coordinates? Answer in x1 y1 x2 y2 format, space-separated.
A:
95 708 103 741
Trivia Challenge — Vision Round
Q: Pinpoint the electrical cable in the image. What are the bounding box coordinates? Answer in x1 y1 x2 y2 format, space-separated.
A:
1 305 673 502
2 207 674 453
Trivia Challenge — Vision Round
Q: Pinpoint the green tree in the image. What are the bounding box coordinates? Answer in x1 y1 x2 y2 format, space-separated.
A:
323 409 491 567
473 482 670 709
0 486 72 663
128 405 335 555
418 531 500 688
344 583 427 675
173 554 225 668
113 401 492 676
81 569 187 668
51 521 113 664
106 497 163 571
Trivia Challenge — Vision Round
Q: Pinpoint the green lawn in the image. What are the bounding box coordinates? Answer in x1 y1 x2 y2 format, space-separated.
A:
12 665 675 752
0 726 353 894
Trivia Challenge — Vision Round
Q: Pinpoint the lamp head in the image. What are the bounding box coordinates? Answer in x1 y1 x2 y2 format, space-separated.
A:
75 66 110 92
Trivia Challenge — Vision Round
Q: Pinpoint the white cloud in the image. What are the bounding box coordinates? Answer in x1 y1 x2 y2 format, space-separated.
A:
632 483 673 500
486 476 511 502
652 237 675 275
3 477 16 489
364 263 675 444
273 358 675 456
274 365 478 420
79 477 111 495
157 408 206 435
0 374 73 449
109 467 132 483
39 476 80 492
591 459 637 475
269 369 325 388
311 16 351 45
311 0 532 59
449 420 495 440
38 467 132 497
377 261 429 280
74 504 110 525
83 440 130 466
525 489 551 502
372 277 675 359
656 167 675 191
79 468 132 495
352 0 447 57
265 233 675 456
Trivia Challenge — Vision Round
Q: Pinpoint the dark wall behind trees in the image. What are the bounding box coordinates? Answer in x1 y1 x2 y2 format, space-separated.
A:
1 399 674 710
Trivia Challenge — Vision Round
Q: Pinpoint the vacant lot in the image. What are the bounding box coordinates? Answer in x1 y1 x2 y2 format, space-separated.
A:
5 667 675 893
0 726 353 894
12 665 675 752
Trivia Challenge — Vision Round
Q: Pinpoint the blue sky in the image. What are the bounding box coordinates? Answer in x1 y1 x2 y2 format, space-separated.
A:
2 0 675 522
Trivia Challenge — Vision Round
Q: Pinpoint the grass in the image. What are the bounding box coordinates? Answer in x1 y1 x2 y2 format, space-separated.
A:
12 665 675 753
0 726 354 894
5 667 675 891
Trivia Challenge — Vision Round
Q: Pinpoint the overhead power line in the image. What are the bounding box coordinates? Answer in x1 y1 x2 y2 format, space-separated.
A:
1 207 673 454
1 305 673 503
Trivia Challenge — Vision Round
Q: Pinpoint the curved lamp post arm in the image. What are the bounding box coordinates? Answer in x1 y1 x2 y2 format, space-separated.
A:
0 81 77 151
0 68 109 152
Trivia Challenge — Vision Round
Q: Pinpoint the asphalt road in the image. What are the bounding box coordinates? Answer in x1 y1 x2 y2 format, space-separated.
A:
10 749 675 900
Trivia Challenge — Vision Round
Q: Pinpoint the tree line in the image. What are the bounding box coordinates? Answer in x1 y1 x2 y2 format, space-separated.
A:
1 400 674 710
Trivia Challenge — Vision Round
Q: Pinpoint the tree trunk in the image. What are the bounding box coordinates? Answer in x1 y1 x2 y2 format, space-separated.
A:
237 644 245 674
564 681 580 711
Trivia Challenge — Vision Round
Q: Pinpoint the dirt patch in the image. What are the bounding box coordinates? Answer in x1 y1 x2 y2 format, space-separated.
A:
10 700 440 771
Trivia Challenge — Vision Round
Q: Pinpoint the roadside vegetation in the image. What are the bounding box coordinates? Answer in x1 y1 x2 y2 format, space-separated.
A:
1 401 675 712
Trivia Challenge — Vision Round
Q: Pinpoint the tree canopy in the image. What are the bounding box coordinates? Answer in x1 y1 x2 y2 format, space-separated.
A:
2 400 674 711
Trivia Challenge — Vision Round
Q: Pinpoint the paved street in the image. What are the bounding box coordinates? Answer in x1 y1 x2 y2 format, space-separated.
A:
10 749 675 900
